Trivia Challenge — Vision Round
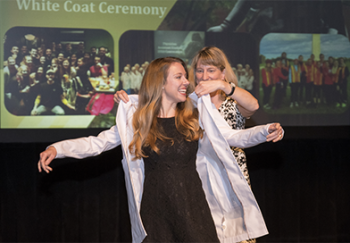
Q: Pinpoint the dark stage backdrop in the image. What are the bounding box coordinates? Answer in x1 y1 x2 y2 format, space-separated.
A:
1 137 350 242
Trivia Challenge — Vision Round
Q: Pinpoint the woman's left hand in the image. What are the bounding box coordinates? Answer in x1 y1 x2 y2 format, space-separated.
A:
266 123 284 142
195 80 230 97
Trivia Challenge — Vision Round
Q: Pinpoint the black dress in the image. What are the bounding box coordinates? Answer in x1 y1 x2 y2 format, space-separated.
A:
141 117 219 243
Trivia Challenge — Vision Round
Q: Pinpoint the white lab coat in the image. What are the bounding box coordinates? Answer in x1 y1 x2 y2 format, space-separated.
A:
52 94 270 243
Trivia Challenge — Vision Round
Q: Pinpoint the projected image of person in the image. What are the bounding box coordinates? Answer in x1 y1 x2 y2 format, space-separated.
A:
54 43 63 57
298 55 307 104
44 48 54 67
17 45 29 64
130 65 142 93
289 59 301 108
310 54 316 67
70 53 77 69
74 57 95 114
313 61 323 107
98 46 114 76
20 55 35 74
236 63 245 87
305 58 315 107
8 46 20 65
29 66 46 87
57 52 65 66
261 59 273 109
64 43 73 58
37 46 44 58
4 56 18 90
90 46 97 59
83 52 93 68
332 59 343 108
50 58 61 78
246 66 254 93
121 66 132 94
61 58 78 110
322 61 334 105
337 58 349 107
29 47 40 67
89 56 108 78
75 42 85 59
278 52 290 96
13 65 31 115
4 56 19 113
328 56 335 68
206 0 346 37
31 69 69 115
272 60 288 110
39 56 47 71
39 56 284 243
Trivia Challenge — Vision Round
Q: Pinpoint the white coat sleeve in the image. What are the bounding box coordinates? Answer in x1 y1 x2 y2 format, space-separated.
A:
199 94 271 149
52 125 121 159
219 123 271 148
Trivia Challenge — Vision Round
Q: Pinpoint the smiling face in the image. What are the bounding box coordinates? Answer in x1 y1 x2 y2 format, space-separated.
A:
99 47 106 57
37 67 44 76
71 54 77 62
46 49 52 56
162 62 189 106
195 61 225 84
63 59 70 70
25 56 33 65
94 56 101 65
40 56 46 64
30 48 37 57
20 65 28 76
11 46 19 55
8 57 16 66
46 72 55 81
58 53 64 62
77 58 84 67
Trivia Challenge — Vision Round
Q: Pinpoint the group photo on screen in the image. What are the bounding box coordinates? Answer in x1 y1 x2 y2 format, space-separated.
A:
259 33 350 114
3 27 116 121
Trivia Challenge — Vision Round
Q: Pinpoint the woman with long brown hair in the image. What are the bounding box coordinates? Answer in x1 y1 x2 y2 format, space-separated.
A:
38 57 283 243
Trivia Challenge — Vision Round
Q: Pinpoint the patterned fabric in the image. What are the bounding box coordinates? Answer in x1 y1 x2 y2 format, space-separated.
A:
218 98 251 186
218 98 256 243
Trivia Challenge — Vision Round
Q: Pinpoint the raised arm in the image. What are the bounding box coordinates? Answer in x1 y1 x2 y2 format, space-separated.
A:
219 122 283 148
194 80 259 117
38 125 121 173
199 94 283 149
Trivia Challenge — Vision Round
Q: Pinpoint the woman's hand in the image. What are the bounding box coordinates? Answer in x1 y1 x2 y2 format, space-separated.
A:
114 90 129 103
38 146 57 173
194 80 230 97
266 123 284 142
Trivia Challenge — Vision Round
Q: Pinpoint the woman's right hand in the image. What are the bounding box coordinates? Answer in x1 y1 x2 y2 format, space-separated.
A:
114 90 129 103
38 146 57 173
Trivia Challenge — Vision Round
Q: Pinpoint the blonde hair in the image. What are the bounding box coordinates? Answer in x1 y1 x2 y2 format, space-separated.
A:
129 57 202 160
191 46 238 86
190 46 238 99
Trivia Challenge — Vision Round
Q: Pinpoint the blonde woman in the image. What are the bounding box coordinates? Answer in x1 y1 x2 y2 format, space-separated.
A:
39 57 283 243
191 47 260 243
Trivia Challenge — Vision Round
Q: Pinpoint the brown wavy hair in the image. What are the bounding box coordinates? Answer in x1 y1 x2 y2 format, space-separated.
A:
129 57 202 160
